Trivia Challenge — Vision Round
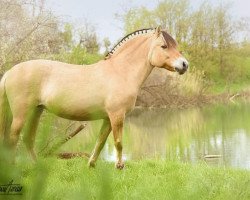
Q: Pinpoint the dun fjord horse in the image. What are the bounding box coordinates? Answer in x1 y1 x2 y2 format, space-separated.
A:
0 26 188 169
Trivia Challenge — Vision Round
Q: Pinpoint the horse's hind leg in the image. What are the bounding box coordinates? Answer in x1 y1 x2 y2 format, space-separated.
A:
23 107 43 161
88 119 112 167
8 115 26 160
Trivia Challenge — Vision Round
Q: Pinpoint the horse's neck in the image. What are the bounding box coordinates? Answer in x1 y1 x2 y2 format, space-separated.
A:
126 59 154 89
110 37 154 90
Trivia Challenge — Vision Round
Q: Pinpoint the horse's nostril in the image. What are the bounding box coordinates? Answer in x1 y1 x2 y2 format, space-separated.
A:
183 61 188 69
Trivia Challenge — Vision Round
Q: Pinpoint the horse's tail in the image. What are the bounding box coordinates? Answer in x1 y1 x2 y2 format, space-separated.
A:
0 73 11 143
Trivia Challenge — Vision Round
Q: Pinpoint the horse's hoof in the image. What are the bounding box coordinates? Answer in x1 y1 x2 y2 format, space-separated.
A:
115 161 125 170
88 160 96 168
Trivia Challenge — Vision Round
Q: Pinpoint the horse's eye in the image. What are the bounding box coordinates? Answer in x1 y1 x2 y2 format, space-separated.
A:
161 45 168 49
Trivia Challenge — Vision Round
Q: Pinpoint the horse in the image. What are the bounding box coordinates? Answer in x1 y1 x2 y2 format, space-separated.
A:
0 26 188 169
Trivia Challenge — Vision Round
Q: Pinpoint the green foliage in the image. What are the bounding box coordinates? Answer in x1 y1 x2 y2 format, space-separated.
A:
62 23 73 47
123 7 156 34
82 53 103 65
65 45 87 64
53 45 102 65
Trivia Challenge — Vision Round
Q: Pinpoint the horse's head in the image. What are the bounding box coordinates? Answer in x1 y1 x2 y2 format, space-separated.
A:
148 26 188 75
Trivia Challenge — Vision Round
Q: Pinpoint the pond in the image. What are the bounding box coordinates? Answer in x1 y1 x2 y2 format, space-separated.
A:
100 103 250 169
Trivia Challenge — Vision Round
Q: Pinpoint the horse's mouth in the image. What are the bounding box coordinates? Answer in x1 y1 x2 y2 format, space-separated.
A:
175 67 187 75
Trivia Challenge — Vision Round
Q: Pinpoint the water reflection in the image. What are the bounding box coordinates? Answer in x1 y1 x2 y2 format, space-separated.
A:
102 103 250 169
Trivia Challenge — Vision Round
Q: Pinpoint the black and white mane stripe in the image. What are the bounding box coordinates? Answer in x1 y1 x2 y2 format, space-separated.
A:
105 28 155 59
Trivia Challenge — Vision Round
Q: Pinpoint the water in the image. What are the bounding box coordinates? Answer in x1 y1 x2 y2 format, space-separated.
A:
101 103 250 169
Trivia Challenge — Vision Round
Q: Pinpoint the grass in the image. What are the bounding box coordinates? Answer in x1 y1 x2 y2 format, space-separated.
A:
1 156 249 200
1 105 250 200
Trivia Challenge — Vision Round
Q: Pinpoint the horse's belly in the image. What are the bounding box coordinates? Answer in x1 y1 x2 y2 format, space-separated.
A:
45 103 108 121
55 110 108 121
41 76 108 120
42 91 108 120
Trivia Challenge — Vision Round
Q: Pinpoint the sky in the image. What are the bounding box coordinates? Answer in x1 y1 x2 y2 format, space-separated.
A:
46 0 250 46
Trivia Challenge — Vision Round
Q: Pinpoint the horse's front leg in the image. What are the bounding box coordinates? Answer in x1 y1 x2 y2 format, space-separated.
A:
88 119 111 168
109 112 125 169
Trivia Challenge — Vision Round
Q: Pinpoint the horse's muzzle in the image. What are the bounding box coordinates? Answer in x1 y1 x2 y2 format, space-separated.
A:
175 66 187 75
174 58 188 75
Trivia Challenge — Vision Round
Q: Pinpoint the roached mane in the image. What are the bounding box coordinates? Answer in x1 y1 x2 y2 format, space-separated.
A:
105 27 177 59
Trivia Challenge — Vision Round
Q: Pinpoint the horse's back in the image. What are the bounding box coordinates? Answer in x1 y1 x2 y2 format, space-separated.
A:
5 59 90 89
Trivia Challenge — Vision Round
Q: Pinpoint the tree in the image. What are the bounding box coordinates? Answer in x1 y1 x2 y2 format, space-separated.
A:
154 0 190 45
0 0 61 74
215 3 234 76
0 0 101 74
78 22 100 54
122 7 156 34
103 37 111 55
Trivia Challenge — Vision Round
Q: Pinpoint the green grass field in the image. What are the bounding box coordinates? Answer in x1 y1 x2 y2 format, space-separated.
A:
1 108 250 200
1 156 249 200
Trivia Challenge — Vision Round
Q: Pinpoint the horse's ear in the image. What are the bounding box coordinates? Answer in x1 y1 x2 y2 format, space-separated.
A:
155 26 162 37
